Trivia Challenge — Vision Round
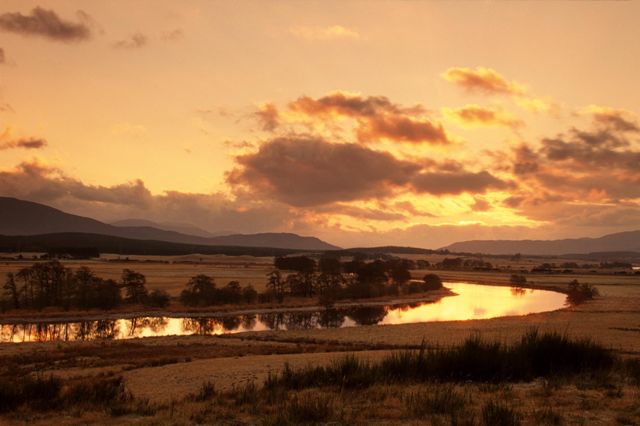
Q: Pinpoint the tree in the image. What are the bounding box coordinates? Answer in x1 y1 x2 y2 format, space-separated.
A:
266 270 285 302
122 269 148 304
319 257 341 275
422 273 443 290
3 273 20 310
242 285 258 304
181 274 217 306
146 289 171 308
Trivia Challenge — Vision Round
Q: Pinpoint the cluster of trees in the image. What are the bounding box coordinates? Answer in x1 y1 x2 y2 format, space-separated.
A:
2 257 447 312
567 280 599 304
179 275 258 307
435 257 495 271
1 261 168 312
265 256 443 304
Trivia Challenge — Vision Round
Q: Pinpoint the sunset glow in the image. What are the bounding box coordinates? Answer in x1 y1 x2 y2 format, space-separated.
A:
1 1 639 248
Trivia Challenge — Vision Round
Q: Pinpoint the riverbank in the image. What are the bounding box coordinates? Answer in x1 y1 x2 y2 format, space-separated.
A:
0 287 455 325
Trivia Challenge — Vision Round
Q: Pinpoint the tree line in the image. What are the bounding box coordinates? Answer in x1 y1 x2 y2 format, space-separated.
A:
2 258 444 312
1 261 168 312
264 256 443 305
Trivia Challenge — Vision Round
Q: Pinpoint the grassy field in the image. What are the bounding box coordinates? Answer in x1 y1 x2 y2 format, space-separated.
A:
0 254 275 295
0 252 638 424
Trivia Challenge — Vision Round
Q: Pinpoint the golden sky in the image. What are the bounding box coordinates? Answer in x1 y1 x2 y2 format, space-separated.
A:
1 1 639 248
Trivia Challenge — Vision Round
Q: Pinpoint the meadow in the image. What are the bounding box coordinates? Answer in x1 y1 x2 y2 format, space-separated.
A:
0 252 638 424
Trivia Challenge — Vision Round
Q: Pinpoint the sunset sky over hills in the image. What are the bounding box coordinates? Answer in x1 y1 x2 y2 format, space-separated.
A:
1 1 639 248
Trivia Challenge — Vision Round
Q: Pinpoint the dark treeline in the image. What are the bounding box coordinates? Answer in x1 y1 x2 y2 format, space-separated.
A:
267 256 443 304
0 261 169 312
2 257 444 313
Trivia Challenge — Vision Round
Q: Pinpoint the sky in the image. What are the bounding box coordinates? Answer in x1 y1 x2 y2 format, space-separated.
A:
0 1 639 248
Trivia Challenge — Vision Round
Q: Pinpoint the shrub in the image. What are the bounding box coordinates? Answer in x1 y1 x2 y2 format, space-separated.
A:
567 280 599 304
481 400 521 426
285 393 333 423
191 381 216 402
264 330 614 390
423 274 443 290
145 289 170 308
510 274 527 285
404 385 466 418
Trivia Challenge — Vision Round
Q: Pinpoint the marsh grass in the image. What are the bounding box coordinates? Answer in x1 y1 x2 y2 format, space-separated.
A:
481 400 521 426
265 330 614 391
404 385 467 418
190 381 216 402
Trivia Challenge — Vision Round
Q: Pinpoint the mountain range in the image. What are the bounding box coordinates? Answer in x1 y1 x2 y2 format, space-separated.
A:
0 197 340 251
442 230 640 255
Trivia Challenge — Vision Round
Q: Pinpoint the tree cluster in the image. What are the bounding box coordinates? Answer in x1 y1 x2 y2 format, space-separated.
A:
179 275 258 307
1 261 166 312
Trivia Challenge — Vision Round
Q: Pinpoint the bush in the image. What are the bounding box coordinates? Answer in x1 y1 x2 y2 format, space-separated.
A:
264 330 614 390
567 280 599 304
481 400 521 426
510 274 527 285
0 375 62 412
191 381 216 402
145 289 170 308
285 393 333 423
423 274 443 291
404 385 467 418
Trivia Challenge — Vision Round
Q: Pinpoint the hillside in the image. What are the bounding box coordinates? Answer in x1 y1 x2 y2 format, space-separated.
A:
0 197 339 251
0 233 298 257
442 230 640 255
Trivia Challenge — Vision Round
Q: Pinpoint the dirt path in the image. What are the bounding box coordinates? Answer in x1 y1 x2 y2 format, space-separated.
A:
123 350 391 403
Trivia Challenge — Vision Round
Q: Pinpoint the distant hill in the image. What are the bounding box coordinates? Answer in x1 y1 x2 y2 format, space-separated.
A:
0 233 299 257
442 230 640 255
111 218 221 238
0 197 340 251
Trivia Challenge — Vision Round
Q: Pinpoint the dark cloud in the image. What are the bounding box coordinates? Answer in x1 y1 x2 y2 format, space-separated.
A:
412 171 509 195
539 127 640 173
227 136 421 206
0 47 5 64
254 103 280 131
320 204 407 221
0 7 91 42
289 93 450 145
290 93 405 117
356 114 449 145
113 33 147 49
590 107 639 133
0 161 294 234
0 137 47 150
0 103 14 113
442 67 524 96
505 114 640 226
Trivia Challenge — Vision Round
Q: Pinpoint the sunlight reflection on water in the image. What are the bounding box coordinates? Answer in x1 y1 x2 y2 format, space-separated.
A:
0 283 567 343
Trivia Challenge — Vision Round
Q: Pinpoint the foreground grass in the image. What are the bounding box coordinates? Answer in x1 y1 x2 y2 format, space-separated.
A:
1 331 639 425
264 330 614 389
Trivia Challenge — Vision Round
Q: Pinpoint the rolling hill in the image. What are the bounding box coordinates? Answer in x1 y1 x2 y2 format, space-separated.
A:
0 197 340 251
442 230 640 255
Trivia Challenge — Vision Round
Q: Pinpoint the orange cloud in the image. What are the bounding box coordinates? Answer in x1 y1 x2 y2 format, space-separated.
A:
444 104 524 129
0 137 47 151
289 92 450 145
443 67 558 114
0 7 91 42
442 67 526 96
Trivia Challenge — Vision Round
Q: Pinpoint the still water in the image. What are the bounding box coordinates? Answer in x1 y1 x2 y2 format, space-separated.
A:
0 283 567 343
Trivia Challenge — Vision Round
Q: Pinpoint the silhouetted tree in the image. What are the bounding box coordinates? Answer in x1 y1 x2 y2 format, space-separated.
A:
181 274 216 306
121 269 148 304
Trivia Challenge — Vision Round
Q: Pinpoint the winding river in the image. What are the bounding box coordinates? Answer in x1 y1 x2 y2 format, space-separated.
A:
0 283 567 343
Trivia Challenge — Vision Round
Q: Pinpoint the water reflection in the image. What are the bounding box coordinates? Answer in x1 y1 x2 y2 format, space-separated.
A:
0 283 567 343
